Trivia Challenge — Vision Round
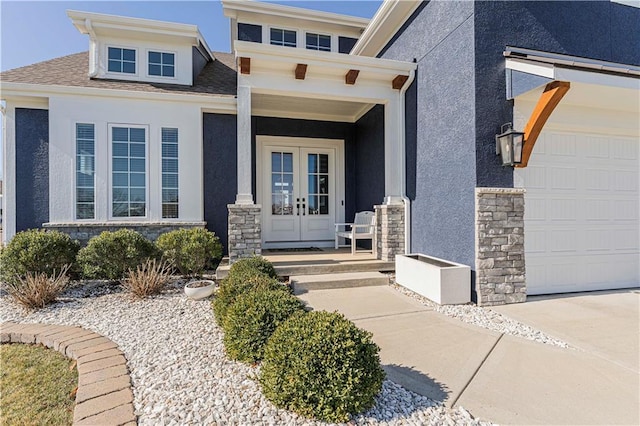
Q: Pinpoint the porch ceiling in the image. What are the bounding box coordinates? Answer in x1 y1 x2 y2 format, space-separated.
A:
252 92 374 123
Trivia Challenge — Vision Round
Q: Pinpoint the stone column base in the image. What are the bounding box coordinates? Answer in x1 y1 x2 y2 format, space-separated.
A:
228 204 262 263
374 204 405 261
475 188 526 306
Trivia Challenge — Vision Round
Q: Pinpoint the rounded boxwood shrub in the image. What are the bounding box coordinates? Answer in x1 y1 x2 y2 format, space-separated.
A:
223 289 306 363
0 229 79 285
228 256 278 279
156 228 223 277
77 229 160 280
212 272 288 325
259 311 385 423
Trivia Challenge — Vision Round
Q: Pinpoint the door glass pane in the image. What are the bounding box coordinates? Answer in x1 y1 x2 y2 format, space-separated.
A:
319 154 328 173
272 153 281 172
271 152 293 216
319 195 329 215
283 153 293 173
308 175 317 194
308 195 318 215
319 176 328 194
307 153 329 216
308 154 317 173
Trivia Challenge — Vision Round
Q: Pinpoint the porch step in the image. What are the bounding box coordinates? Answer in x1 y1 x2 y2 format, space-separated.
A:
291 272 389 294
216 259 394 279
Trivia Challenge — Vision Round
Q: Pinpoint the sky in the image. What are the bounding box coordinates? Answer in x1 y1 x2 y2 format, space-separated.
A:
0 0 383 178
0 0 382 72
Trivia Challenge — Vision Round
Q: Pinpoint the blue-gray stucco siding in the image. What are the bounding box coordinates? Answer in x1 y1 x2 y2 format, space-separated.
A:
474 0 640 187
192 46 209 82
379 1 478 273
378 0 640 277
203 113 237 254
15 108 49 233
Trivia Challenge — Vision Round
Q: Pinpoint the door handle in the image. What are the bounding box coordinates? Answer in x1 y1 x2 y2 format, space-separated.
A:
302 198 306 216
296 198 300 216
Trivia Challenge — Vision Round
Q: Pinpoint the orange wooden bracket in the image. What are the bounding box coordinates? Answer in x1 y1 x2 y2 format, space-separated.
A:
345 69 359 85
392 74 408 90
517 81 570 168
295 63 307 80
239 57 250 75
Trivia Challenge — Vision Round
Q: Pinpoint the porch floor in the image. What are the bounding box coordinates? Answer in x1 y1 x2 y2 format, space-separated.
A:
216 248 395 279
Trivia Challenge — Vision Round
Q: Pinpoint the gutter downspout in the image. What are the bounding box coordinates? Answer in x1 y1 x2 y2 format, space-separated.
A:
85 19 99 78
398 68 415 254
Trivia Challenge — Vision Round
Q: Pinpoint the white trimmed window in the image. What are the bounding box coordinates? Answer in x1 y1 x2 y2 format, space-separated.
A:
306 33 331 51
76 123 95 219
111 126 147 218
161 128 179 218
270 28 296 47
148 51 175 77
108 47 136 74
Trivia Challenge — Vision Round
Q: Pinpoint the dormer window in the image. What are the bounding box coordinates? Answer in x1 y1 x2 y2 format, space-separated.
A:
108 47 136 74
148 51 175 77
270 28 296 47
306 33 331 52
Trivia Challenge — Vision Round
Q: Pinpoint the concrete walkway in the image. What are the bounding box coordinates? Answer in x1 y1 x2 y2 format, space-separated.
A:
298 286 640 425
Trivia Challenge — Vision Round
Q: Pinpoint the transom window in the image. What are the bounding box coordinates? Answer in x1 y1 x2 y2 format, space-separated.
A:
161 128 179 218
108 47 136 74
76 124 95 219
306 33 331 51
148 51 175 77
112 126 146 217
270 28 297 47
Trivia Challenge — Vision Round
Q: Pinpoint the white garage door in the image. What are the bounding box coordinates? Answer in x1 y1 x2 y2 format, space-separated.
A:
515 130 640 295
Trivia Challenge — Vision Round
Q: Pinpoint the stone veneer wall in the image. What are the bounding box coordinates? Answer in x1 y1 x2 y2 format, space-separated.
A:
475 188 526 306
228 204 262 263
375 204 405 261
43 222 206 246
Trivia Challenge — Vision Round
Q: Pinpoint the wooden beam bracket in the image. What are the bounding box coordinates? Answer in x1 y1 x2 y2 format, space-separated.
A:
345 69 360 85
295 63 307 80
517 81 570 168
239 57 250 75
392 74 409 90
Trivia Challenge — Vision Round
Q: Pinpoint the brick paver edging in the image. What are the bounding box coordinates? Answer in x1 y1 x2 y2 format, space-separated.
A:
1 321 136 425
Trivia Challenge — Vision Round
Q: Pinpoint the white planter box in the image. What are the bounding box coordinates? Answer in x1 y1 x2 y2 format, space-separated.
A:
395 254 470 305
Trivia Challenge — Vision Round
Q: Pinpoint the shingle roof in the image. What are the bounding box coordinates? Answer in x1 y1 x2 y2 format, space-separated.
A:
0 51 237 97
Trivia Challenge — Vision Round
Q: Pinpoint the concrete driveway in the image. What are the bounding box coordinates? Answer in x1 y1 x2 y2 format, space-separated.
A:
492 290 639 373
299 286 640 425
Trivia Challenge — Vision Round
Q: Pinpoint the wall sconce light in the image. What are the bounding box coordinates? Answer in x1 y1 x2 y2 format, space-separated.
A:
496 123 525 167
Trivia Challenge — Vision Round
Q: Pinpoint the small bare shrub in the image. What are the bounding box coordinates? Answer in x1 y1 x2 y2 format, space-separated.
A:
122 259 172 298
3 266 70 309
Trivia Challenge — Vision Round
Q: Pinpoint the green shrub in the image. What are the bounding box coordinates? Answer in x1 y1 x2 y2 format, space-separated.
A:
156 228 223 277
228 256 278 279
0 229 79 285
223 289 305 363
212 272 288 325
77 229 160 280
260 311 385 422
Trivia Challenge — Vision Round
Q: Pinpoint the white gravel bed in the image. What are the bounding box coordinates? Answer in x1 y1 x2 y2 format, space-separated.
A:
389 282 570 349
0 282 493 426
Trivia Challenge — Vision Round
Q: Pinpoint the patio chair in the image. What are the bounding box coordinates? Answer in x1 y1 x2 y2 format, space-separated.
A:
335 211 376 255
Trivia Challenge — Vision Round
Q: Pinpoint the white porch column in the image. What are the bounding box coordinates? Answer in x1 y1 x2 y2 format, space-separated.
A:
2 105 16 244
383 94 404 205
236 85 254 204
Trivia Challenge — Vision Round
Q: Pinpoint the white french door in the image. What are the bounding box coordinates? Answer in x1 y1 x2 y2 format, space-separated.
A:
261 143 339 246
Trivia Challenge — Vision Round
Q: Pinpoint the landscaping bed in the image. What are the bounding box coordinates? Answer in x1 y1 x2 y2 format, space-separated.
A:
0 281 489 425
